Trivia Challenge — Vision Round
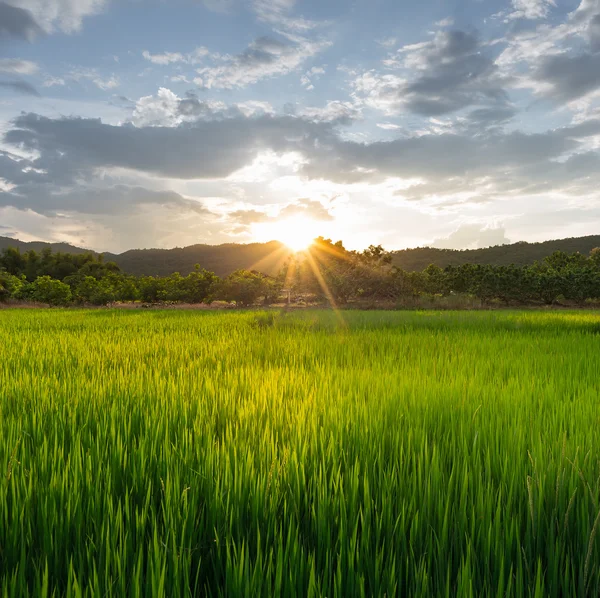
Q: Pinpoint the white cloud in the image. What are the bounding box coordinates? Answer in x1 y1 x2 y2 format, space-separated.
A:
142 47 210 66
42 76 66 87
432 224 510 249
0 58 38 75
130 88 273 127
69 68 119 90
252 0 322 33
377 122 402 130
505 0 556 21
301 65 326 90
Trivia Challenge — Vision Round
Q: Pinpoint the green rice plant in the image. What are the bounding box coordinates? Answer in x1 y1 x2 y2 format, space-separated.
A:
0 309 599 596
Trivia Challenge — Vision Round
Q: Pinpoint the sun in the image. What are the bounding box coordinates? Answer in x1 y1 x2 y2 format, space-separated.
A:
276 217 317 252
252 216 317 252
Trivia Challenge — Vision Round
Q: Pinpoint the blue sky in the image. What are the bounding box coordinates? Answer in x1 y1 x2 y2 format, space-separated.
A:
1 0 600 252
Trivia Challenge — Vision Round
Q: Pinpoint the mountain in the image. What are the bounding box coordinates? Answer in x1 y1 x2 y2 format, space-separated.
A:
0 236 95 256
2 234 600 276
104 242 292 278
390 236 600 271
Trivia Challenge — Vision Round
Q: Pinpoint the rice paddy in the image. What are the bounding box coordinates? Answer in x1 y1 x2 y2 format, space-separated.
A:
1 309 600 597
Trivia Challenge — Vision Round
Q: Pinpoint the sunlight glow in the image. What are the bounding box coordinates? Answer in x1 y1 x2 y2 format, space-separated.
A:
254 217 318 252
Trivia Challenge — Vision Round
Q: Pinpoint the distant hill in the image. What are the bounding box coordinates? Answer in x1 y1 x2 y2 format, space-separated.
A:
391 236 600 271
2 234 600 276
104 242 293 278
0 236 95 256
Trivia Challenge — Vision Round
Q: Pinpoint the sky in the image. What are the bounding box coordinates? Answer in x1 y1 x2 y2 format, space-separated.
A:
0 0 600 252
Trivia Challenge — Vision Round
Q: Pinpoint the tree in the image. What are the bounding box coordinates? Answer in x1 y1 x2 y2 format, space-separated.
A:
73 276 116 305
0 271 26 301
182 266 219 303
218 270 268 306
30 276 72 306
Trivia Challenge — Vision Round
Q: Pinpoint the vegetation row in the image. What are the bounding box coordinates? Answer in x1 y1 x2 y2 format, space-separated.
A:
2 238 600 307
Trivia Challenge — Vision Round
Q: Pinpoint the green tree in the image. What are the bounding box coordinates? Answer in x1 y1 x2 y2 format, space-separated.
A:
218 270 268 307
30 276 72 306
182 266 219 303
73 276 117 305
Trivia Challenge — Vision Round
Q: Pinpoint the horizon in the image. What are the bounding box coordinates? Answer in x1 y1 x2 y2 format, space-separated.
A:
2 1 600 252
2 231 600 256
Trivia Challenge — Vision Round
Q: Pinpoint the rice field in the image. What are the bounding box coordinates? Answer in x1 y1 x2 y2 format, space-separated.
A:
1 309 600 597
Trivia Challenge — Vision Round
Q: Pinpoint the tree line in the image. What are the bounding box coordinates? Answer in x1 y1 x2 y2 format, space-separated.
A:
1 240 600 307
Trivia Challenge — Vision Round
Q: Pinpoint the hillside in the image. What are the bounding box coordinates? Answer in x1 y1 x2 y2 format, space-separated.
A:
104 242 293 278
2 234 600 276
0 236 95 256
390 236 600 271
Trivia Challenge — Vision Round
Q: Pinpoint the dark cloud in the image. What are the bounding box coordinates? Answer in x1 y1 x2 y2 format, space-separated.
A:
361 29 510 117
405 30 508 116
0 184 211 216
534 52 600 102
4 110 600 217
5 112 332 181
0 2 41 40
0 80 39 95
464 106 517 129
303 126 582 184
590 13 600 51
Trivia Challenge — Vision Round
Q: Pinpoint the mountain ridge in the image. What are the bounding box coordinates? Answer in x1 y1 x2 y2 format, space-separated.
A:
1 235 599 277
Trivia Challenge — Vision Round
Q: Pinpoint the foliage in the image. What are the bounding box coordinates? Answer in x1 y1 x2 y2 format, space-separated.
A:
4 246 600 307
218 269 277 306
29 275 72 306
6 233 600 277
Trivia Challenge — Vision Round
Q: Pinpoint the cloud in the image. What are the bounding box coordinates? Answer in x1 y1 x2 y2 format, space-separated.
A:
0 184 210 216
3 111 332 182
142 47 210 66
296 100 362 124
230 197 333 229
300 65 325 90
353 29 509 117
279 197 333 220
69 67 119 90
42 76 66 87
497 0 600 108
533 52 600 102
0 80 39 95
0 59 39 75
432 224 510 249
3 0 109 34
506 0 556 21
253 0 322 33
4 107 600 218
194 34 331 89
130 88 273 127
0 1 41 39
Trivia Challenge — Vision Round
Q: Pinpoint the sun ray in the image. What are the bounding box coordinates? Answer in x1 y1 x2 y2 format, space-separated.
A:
304 247 346 327
247 243 291 275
